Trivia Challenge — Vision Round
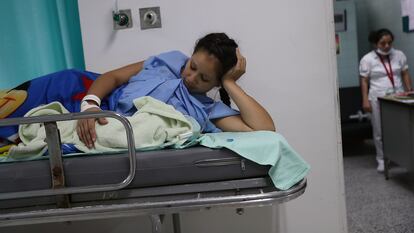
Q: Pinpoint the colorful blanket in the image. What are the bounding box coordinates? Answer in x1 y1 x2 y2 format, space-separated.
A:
0 69 101 141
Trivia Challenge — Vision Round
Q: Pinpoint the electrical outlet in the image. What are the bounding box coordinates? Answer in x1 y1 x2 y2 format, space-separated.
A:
113 9 133 30
139 7 162 30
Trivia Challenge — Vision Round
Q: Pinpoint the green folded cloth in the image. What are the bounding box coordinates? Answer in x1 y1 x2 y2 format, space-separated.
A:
198 131 310 190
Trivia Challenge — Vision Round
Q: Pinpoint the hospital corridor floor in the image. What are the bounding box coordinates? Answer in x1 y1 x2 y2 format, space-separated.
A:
343 139 414 233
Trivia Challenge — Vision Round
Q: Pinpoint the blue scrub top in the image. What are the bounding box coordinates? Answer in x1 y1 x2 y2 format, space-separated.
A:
108 50 239 133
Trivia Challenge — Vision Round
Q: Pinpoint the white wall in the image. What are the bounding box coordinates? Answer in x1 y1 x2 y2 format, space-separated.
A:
335 0 360 88
6 0 345 232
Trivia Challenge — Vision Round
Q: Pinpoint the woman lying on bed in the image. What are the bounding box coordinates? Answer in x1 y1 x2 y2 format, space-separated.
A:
0 33 275 148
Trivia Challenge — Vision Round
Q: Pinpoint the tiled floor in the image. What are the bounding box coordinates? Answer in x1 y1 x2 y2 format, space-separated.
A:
343 140 414 233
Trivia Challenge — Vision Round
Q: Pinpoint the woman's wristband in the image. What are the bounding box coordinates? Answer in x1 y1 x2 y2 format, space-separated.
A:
80 94 102 112
82 94 101 106
80 101 101 112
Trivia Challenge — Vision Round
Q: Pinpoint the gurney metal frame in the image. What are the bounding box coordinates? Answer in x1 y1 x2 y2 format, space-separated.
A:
0 112 307 232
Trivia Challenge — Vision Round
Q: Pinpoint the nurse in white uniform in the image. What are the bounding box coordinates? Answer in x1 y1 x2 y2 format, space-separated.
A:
359 28 413 172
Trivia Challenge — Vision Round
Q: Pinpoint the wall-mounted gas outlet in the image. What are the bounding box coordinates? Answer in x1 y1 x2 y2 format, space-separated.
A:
139 7 162 30
113 9 133 30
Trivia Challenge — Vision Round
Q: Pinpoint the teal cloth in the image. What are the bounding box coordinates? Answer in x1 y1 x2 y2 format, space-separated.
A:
198 131 310 190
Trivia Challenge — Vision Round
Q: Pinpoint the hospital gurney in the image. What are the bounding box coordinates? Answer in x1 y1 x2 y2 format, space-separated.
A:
0 111 307 233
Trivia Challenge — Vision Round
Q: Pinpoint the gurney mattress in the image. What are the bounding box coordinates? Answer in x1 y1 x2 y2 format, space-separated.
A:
0 146 269 194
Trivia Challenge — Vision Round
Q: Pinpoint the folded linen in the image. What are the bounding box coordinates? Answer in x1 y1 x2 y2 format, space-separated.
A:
198 131 310 190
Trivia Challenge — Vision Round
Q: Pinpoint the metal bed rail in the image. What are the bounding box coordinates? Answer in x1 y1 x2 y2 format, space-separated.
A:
0 178 307 227
0 111 136 200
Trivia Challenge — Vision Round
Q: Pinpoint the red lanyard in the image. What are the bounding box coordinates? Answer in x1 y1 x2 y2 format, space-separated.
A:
376 52 394 88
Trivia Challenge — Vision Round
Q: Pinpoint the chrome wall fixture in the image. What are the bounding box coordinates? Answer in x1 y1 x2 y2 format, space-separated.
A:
139 7 162 30
113 9 133 30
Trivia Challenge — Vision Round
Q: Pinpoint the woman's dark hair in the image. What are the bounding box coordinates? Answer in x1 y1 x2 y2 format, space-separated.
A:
368 28 394 44
193 33 238 106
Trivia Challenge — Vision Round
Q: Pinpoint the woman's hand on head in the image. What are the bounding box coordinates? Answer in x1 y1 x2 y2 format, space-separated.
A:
222 48 246 84
76 108 108 149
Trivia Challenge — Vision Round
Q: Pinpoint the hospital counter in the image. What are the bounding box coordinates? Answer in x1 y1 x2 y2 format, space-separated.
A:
379 96 414 179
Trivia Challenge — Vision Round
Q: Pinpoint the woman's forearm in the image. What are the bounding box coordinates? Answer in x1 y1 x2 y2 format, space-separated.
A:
360 76 372 112
360 77 369 102
87 61 144 100
402 70 413 91
87 73 120 100
222 80 275 131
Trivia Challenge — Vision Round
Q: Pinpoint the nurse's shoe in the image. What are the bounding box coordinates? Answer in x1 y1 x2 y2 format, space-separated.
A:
377 160 384 173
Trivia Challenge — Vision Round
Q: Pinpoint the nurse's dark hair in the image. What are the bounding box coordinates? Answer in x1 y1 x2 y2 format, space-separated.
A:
368 28 394 44
193 32 238 106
